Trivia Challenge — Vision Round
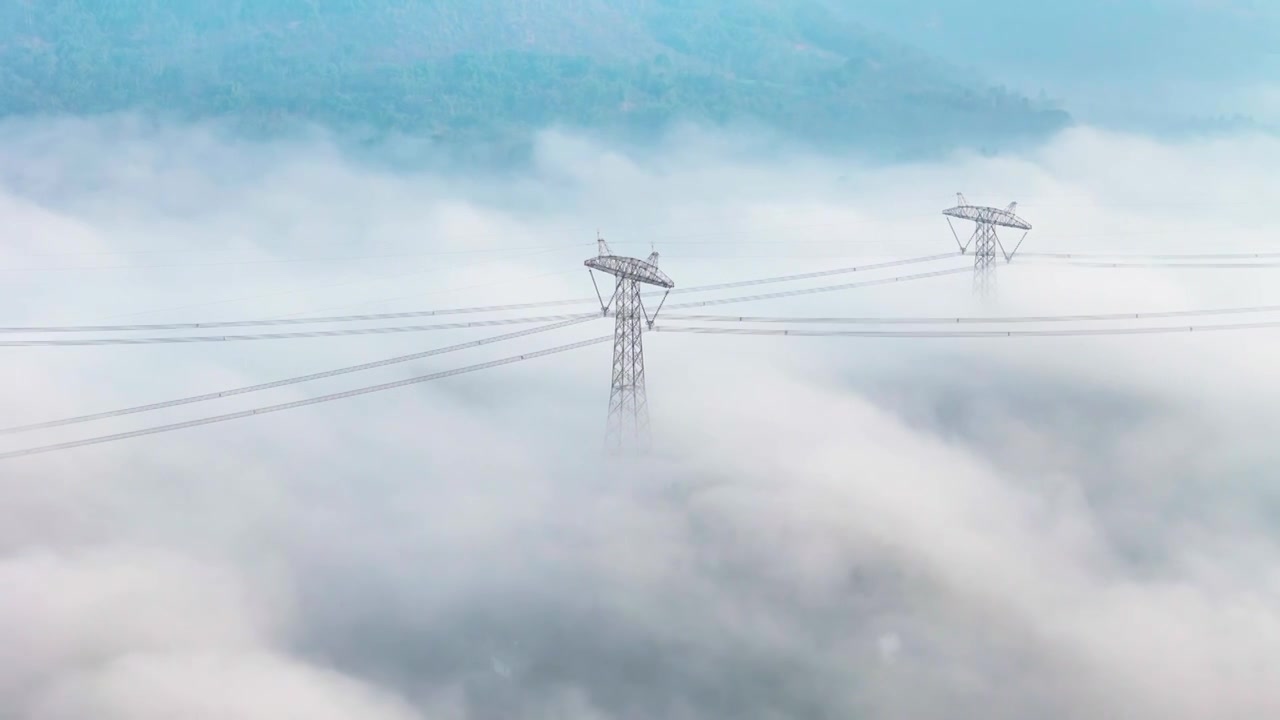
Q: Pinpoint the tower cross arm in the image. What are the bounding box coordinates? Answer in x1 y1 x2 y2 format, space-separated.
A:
584 256 675 289
942 204 1032 231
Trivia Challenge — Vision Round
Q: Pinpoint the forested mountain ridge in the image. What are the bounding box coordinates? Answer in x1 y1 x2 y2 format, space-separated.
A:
0 1 1070 155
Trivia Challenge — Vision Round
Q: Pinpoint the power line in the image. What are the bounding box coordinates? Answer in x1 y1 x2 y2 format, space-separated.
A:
0 244 593 272
268 268 582 321
8 219 922 261
0 313 598 347
662 253 957 296
1022 251 1280 261
661 303 1280 325
1021 260 1280 269
9 224 609 261
6 254 958 333
81 245 570 323
0 335 612 461
0 317 598 436
4 230 935 265
0 304 598 334
12 222 1275 265
665 267 970 310
5 218 966 270
652 320 1280 339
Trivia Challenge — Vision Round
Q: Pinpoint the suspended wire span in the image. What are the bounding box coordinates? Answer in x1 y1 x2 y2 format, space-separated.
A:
84 246 572 324
7 254 959 333
268 268 581 321
652 320 1280 339
665 267 970 310
0 243 593 272
1021 260 1280 269
0 335 612 461
0 302 599 334
661 303 1280 325
1023 251 1280 261
661 253 957 295
0 313 599 347
0 317 599 436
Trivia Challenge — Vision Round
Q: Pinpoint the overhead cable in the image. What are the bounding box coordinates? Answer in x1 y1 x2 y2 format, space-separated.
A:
665 267 970 310
661 253 957 295
0 243 592 272
0 316 598 436
5 254 959 334
0 313 599 347
661 303 1280 325
1021 260 1280 269
0 303 599 334
0 335 611 461
82 246 572 324
652 320 1280 339
1022 251 1280 261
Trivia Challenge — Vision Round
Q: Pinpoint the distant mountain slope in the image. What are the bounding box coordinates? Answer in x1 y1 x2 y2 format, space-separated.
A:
846 0 1280 133
0 1 1070 155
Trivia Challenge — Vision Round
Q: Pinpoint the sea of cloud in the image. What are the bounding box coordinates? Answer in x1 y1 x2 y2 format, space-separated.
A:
1 116 1279 718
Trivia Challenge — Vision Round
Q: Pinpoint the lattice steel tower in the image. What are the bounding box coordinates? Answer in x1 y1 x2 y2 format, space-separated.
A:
943 194 1033 298
585 235 674 453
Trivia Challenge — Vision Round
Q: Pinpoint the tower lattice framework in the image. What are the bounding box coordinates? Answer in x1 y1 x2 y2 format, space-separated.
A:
605 277 650 452
585 235 674 454
972 221 1000 298
943 193 1033 299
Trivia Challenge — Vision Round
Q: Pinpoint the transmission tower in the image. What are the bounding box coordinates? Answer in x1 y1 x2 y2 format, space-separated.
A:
585 234 674 454
943 193 1033 298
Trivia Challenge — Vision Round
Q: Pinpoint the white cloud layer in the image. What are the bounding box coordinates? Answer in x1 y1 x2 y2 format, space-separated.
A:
1 117 1279 718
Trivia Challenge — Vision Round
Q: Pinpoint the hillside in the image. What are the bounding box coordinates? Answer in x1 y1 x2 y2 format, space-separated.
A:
0 1 1071 156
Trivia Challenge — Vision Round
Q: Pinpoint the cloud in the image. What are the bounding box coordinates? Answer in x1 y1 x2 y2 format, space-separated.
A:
0 117 1279 718
0 548 424 720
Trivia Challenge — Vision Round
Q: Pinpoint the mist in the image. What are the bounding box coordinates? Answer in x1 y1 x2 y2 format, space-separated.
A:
2 117 1280 719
